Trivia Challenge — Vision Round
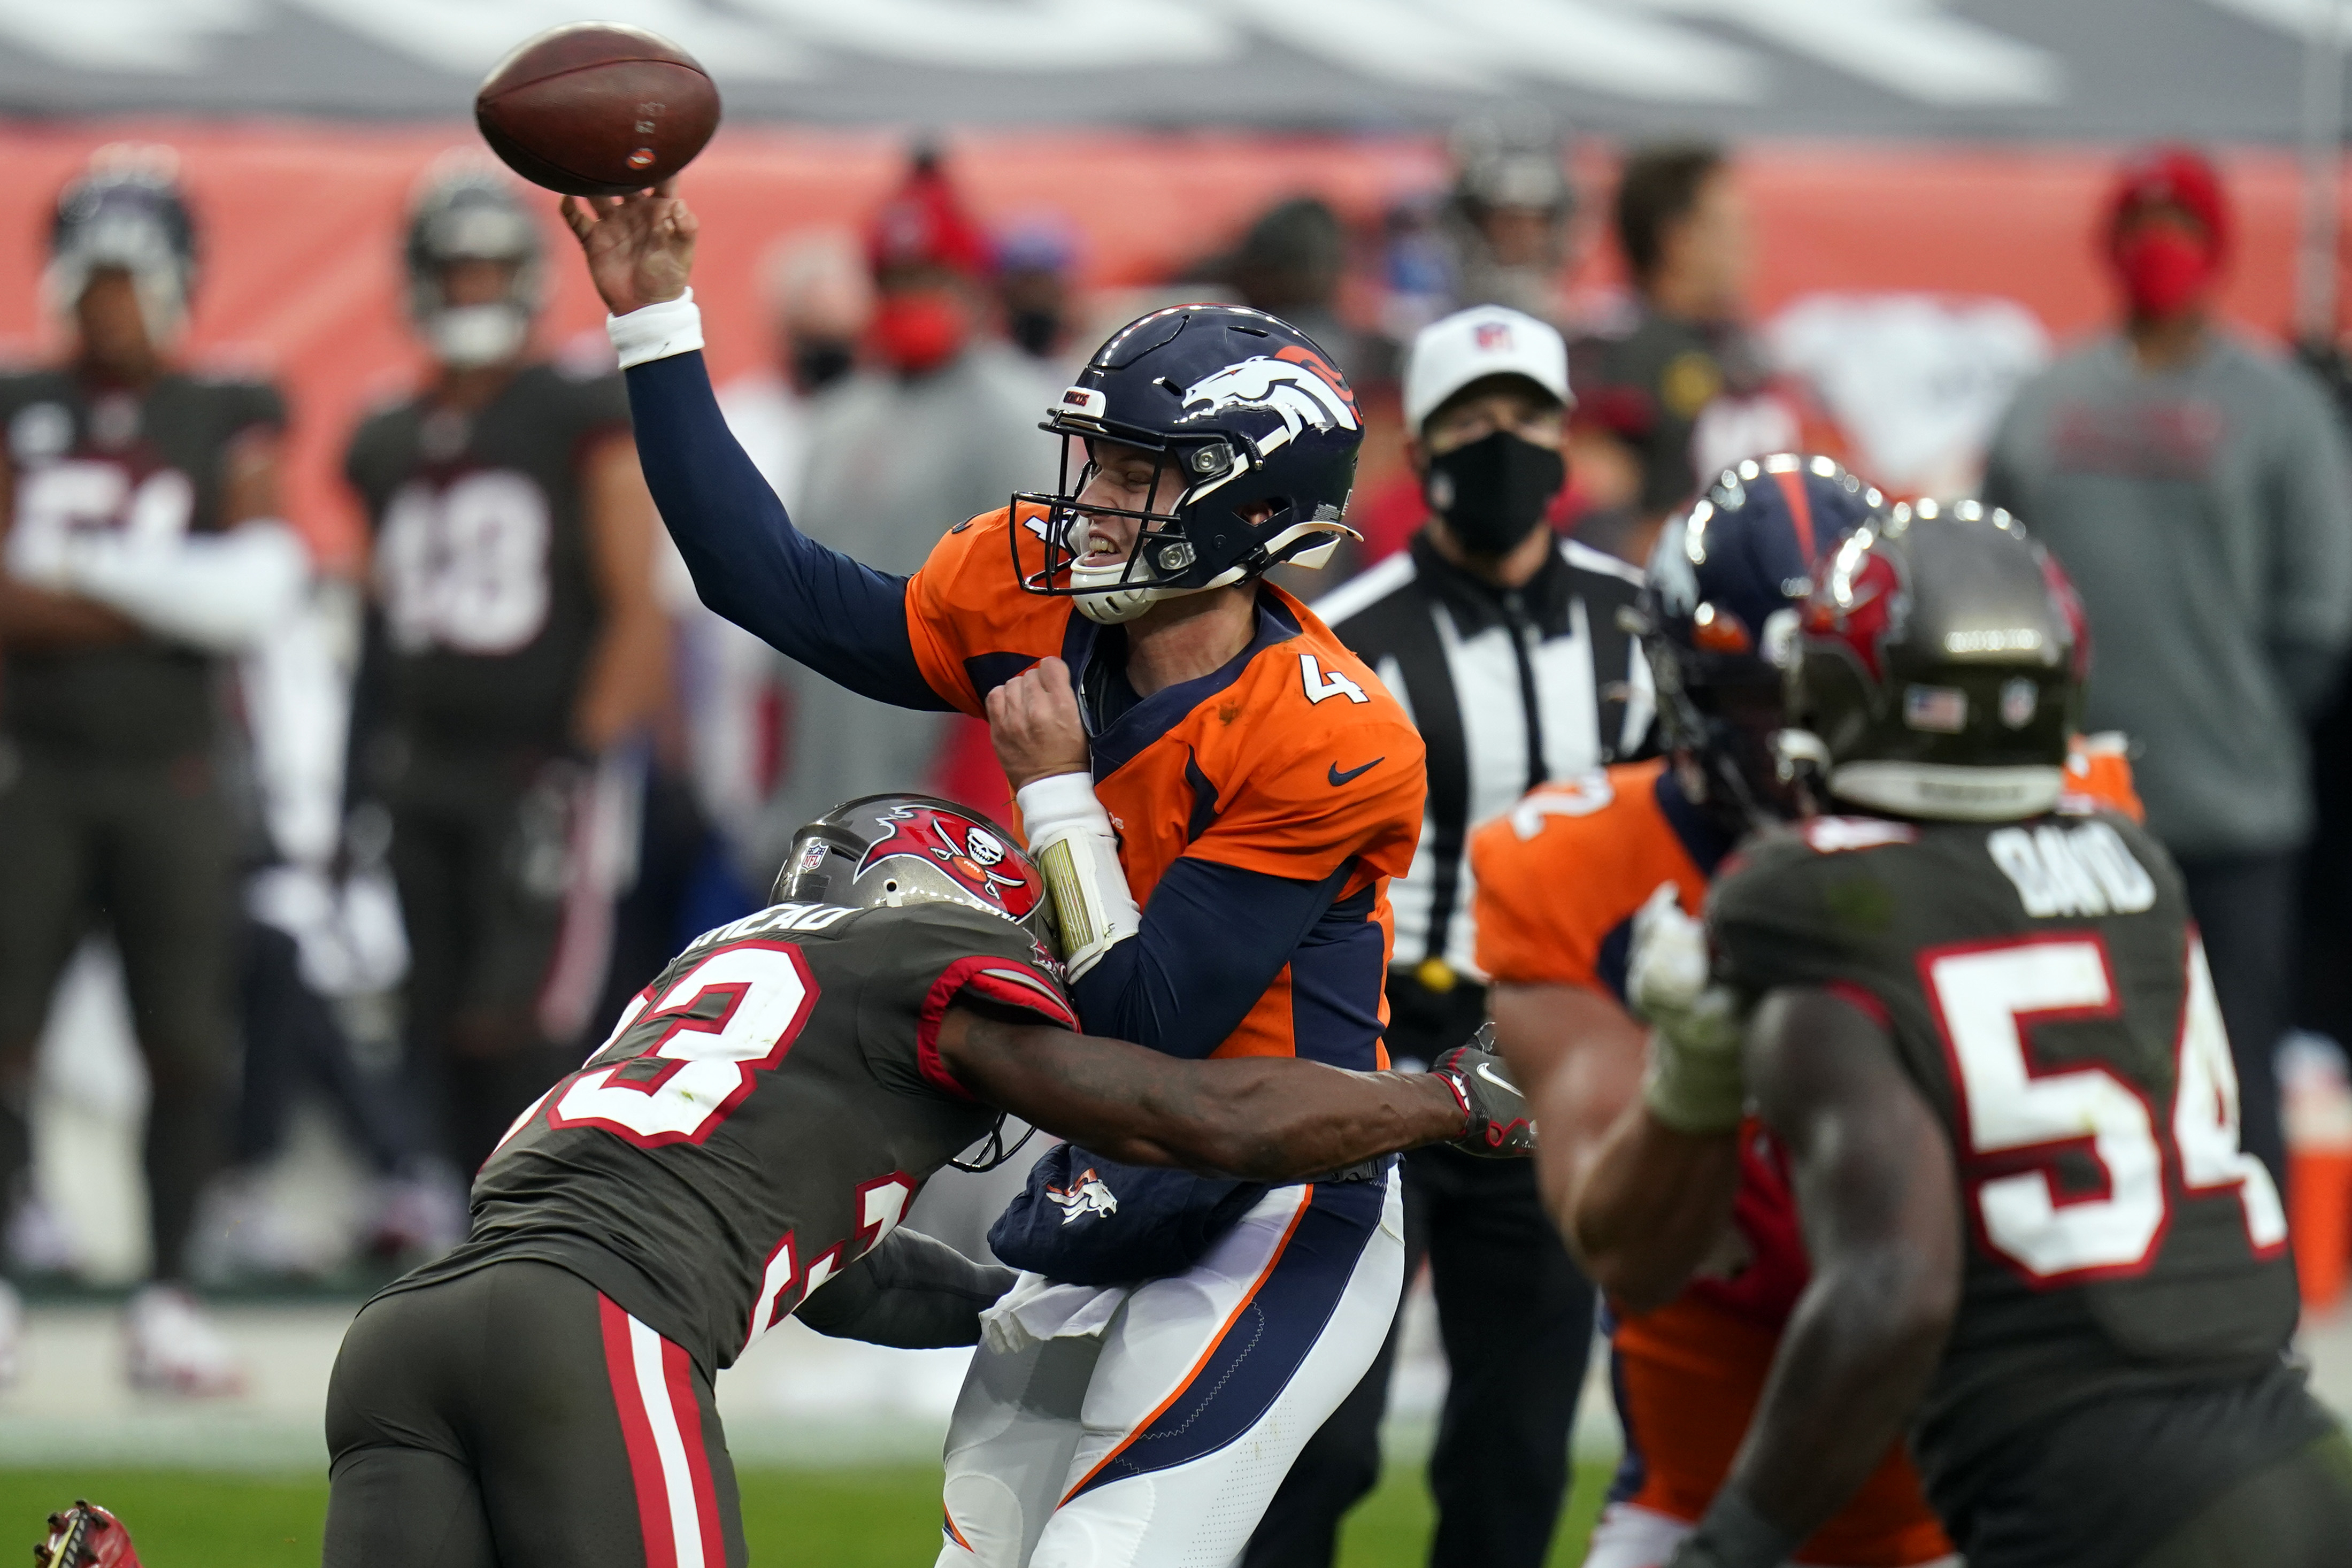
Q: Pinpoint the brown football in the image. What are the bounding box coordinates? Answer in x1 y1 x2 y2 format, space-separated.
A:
475 23 720 197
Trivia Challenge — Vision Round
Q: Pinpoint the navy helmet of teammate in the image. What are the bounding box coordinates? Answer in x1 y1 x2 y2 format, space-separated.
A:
0 145 304 1393
1639 451 1886 833
345 155 668 1178
1643 506 2352 1568
322 793 1529 1568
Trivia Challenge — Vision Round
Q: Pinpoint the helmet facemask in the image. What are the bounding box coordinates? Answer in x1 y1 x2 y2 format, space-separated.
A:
1014 420 1353 626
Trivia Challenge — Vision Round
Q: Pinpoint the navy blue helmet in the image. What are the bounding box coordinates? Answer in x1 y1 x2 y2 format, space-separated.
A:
47 148 198 344
1640 452 1887 828
1012 304 1363 624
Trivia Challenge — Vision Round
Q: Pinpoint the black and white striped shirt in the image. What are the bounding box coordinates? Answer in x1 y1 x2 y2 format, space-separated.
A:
1315 531 1654 980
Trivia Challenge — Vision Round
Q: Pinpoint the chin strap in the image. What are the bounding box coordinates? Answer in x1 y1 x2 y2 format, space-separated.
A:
1015 772 1140 979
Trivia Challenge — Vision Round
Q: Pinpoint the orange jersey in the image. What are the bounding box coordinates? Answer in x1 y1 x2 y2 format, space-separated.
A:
905 505 1426 1065
1471 759 1950 1565
2062 731 2145 821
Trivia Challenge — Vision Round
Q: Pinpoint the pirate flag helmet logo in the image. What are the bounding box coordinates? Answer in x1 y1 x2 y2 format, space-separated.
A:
773 793 1058 957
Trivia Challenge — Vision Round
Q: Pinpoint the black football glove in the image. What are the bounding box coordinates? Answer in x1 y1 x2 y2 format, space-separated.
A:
1431 1025 1535 1157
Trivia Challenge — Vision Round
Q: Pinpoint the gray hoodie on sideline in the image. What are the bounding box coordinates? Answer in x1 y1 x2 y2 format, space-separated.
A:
1984 330 2352 860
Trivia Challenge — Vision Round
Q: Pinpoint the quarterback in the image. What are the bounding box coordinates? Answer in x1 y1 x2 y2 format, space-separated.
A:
564 185 1429 1566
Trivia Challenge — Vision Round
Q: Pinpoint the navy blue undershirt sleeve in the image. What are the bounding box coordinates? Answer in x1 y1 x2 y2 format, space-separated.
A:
1070 856 1354 1061
625 352 951 712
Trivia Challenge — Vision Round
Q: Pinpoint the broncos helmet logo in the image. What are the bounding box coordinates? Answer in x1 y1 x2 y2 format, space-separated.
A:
857 804 1044 919
1046 1168 1118 1224
1179 345 1360 442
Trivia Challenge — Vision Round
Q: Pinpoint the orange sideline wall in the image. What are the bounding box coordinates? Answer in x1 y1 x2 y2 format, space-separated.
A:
0 121 2320 570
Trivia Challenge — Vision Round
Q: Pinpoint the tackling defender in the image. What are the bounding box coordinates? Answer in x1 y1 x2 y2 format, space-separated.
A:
322 795 1531 1568
1655 507 2352 1568
564 183 1430 1567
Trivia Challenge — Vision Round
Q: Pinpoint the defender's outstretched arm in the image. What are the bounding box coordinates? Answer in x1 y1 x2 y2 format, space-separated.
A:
935 1002 1519 1180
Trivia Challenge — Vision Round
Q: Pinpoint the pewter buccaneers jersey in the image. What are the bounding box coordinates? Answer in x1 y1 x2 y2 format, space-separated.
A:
1709 811 2306 1525
381 899 1074 1374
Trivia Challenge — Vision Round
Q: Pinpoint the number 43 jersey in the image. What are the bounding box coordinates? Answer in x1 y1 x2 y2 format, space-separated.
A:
1708 811 2306 1520
379 898 1075 1374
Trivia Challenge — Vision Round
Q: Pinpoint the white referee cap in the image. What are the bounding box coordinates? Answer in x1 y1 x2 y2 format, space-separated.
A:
1403 304 1572 434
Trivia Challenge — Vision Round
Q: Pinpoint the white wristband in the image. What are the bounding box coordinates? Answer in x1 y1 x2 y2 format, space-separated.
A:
1017 771 1140 981
606 289 703 370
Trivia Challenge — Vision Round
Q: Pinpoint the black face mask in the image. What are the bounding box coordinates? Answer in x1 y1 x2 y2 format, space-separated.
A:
1009 308 1063 358
1424 429 1565 557
791 339 856 394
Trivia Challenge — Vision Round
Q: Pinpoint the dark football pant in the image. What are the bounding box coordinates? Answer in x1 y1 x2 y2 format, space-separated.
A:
1245 977 1595 1568
2134 1428 2352 1568
0 743 236 1281
389 749 600 1176
325 1259 746 1568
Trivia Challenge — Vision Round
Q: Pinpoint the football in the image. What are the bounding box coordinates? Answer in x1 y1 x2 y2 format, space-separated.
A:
474 23 720 197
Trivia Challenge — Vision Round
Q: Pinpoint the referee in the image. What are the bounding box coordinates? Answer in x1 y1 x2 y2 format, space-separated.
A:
1247 305 1652 1568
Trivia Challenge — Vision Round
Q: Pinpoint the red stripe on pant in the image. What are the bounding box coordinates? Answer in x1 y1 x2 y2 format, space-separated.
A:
599 1295 678 1568
662 1334 727 1561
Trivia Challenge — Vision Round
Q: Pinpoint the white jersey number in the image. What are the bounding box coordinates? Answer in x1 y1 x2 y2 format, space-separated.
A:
375 470 551 656
1299 652 1367 705
13 458 194 554
1924 933 2285 1282
549 939 818 1148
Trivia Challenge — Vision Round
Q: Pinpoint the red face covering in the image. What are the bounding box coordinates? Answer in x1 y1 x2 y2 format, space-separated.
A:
2113 227 2217 320
872 289 971 375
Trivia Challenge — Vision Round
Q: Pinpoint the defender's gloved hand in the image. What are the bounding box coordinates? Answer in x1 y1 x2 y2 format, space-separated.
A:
1626 882 1747 1135
1431 1025 1536 1157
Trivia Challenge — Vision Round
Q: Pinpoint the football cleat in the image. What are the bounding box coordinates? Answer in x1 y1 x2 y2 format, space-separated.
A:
1432 1026 1536 1158
35 1500 142 1568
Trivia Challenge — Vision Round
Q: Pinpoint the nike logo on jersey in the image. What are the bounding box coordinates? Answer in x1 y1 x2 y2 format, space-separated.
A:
1328 757 1383 787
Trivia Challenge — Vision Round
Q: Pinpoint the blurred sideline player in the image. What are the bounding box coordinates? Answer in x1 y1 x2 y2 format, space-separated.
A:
563 184 1429 1568
321 794 1531 1568
345 158 667 1177
1658 506 2352 1568
0 147 306 1392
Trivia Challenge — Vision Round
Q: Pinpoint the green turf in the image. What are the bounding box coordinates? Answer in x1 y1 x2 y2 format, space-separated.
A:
1 1460 1613 1566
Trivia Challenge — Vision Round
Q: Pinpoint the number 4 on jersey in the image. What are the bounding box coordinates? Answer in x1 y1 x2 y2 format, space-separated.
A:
1923 932 2285 1285
1300 652 1367 705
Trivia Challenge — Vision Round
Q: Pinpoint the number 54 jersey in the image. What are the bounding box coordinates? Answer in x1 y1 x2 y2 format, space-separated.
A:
1708 810 2309 1532
376 898 1075 1376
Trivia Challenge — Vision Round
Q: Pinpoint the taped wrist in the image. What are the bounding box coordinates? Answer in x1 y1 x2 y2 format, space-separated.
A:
1640 988 1748 1136
606 289 703 368
1017 771 1139 981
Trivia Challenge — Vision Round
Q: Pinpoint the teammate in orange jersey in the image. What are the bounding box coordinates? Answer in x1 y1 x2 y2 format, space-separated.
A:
1474 457 1952 1568
564 186 1445 1568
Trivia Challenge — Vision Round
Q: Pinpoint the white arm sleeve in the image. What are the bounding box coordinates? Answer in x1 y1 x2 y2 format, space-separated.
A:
1016 771 1142 982
64 520 310 655
606 289 704 370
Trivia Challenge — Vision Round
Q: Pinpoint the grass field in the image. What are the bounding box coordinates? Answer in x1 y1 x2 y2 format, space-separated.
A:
4 1461 1614 1566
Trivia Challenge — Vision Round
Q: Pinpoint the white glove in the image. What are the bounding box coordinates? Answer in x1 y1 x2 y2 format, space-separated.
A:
1625 882 1748 1135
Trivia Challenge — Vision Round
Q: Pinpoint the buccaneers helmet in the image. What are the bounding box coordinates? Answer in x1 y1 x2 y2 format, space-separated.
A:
1782 498 2082 822
47 147 198 348
404 158 545 370
1013 304 1363 624
774 794 1059 957
1640 454 1886 829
